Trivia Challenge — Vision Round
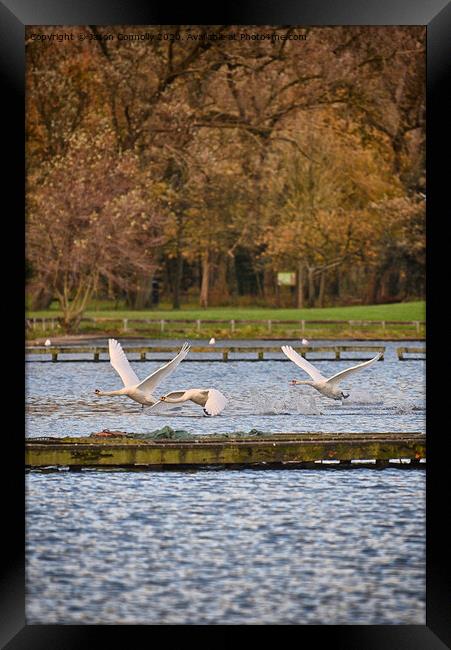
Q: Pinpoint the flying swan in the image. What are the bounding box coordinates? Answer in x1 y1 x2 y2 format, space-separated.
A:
95 339 190 407
281 345 382 401
156 388 228 416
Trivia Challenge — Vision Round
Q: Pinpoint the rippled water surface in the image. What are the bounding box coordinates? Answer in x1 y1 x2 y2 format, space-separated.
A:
26 339 425 624
26 339 425 437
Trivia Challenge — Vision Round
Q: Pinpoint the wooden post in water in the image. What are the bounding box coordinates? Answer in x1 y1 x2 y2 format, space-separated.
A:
93 350 100 362
267 320 272 334
160 320 165 333
230 320 235 333
140 352 147 360
222 351 229 361
123 319 128 332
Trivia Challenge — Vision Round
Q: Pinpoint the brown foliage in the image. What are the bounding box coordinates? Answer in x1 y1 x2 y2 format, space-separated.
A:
26 25 425 318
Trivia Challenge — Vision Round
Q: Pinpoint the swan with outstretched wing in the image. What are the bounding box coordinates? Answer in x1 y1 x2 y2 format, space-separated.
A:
281 345 382 400
147 387 228 416
94 339 190 407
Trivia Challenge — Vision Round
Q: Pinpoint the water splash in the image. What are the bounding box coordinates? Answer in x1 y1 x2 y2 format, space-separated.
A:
345 389 383 405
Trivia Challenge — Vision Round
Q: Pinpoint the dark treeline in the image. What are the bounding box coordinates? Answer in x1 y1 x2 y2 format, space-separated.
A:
26 25 425 328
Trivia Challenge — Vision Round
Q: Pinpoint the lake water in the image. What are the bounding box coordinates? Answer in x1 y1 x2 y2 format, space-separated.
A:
26 339 426 624
26 339 425 437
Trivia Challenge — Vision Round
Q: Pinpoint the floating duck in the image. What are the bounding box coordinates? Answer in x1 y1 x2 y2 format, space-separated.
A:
44 339 51 346
209 337 216 345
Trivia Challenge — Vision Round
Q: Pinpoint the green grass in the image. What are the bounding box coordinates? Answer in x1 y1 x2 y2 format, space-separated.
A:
26 300 425 341
29 300 425 322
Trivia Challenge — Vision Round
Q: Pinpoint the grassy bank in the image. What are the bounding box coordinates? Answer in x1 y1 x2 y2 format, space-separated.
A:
26 301 425 341
29 300 425 322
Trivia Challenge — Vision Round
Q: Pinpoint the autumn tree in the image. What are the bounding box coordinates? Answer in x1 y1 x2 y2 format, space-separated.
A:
26 25 425 315
27 123 165 329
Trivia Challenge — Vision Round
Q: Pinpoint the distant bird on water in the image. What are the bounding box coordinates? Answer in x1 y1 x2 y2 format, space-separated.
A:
282 345 382 401
44 339 51 347
94 339 190 407
301 338 309 345
209 337 216 345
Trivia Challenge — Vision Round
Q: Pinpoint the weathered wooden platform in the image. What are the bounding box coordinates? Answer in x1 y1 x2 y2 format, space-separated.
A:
397 346 426 360
25 432 426 469
25 344 386 362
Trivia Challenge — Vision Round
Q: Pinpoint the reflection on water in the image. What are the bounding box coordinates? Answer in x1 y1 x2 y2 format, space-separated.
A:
25 339 426 625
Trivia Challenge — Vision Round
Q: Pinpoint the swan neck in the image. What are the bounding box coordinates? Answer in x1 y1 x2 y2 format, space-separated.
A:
164 395 188 404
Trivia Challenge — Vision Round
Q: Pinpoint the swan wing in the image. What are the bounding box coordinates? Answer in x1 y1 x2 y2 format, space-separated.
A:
137 343 190 395
281 345 326 382
204 389 228 416
325 353 382 386
161 391 188 400
108 338 140 387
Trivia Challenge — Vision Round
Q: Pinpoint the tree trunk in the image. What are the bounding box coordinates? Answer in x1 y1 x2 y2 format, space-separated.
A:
133 274 152 309
199 251 209 308
367 269 382 304
297 262 304 309
172 215 184 310
318 269 326 307
227 254 238 299
29 285 53 311
307 266 316 307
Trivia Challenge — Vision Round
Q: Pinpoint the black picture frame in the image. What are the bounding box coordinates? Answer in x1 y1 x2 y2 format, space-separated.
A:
3 0 449 646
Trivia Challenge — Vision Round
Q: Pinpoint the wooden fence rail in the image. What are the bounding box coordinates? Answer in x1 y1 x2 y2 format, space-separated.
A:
25 317 425 335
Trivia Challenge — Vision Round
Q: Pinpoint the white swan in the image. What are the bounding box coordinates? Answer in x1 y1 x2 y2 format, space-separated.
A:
281 345 382 401
155 388 228 416
94 339 190 407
